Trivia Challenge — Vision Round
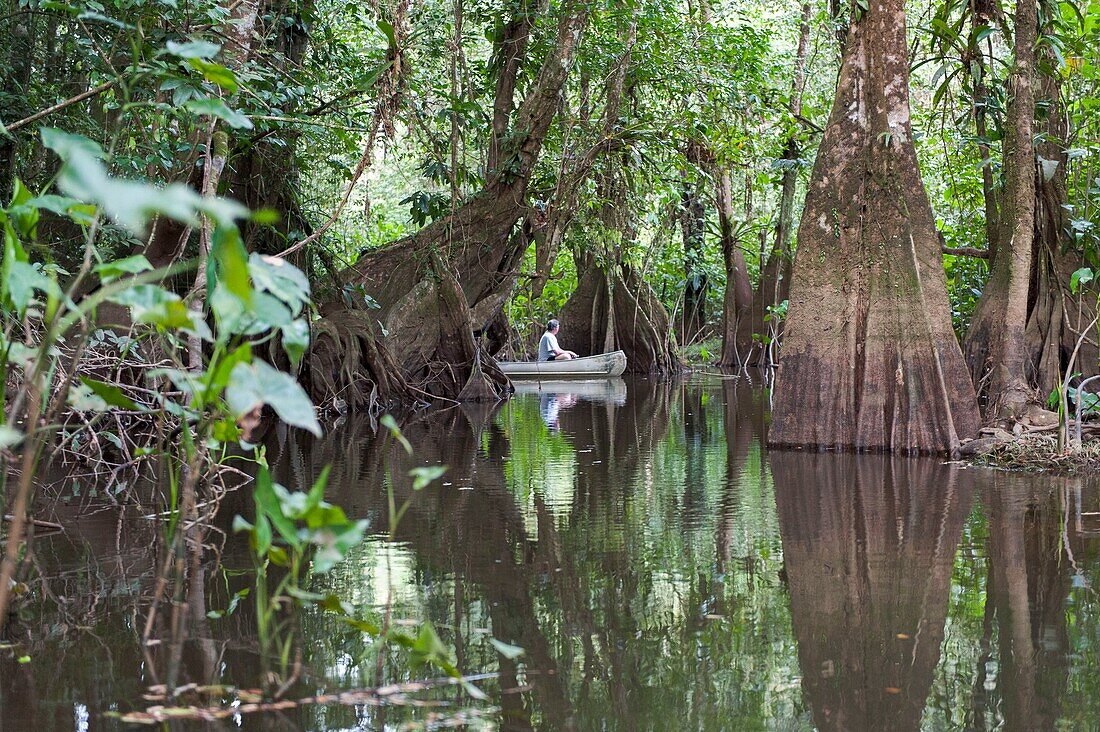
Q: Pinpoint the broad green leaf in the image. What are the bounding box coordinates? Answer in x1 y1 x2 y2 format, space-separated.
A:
249 254 310 311
211 225 251 305
0 425 23 449
79 377 142 411
166 39 221 59
226 360 321 436
186 59 239 92
254 466 300 547
109 285 211 339
1071 267 1094 294
6 261 55 316
9 179 39 238
488 638 525 660
185 97 252 128
304 465 332 516
310 520 367 573
40 128 105 161
26 195 97 225
209 343 253 394
281 319 309 368
95 255 153 283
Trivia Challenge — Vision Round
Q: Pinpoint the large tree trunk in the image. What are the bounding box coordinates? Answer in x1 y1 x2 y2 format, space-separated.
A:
530 11 638 301
963 17 1095 416
962 0 1038 416
716 167 753 367
336 3 587 401
560 251 683 374
679 146 709 343
769 0 980 453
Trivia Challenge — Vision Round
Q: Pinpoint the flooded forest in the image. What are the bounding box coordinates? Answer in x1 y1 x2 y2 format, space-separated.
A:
2 0 1100 727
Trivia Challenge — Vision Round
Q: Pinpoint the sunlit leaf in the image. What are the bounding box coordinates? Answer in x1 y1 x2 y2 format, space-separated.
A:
489 638 525 660
95 255 153 284
185 97 251 128
79 377 142 411
166 39 221 59
226 360 321 436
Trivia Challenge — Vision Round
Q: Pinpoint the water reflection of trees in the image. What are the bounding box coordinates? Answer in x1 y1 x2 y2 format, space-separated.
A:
771 454 972 731
975 477 1086 731
283 377 797 729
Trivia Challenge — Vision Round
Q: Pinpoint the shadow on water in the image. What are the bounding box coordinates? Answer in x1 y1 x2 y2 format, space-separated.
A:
5 373 1100 729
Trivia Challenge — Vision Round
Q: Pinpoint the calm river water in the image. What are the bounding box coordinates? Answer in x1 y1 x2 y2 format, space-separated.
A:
3 374 1100 729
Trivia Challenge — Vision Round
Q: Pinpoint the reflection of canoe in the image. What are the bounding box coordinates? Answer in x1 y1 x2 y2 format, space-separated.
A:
511 377 627 405
498 350 627 378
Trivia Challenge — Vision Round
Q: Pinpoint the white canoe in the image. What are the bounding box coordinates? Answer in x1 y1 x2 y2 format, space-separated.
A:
498 350 627 378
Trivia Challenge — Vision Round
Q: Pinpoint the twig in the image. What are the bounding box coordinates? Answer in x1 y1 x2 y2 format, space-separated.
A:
6 81 118 132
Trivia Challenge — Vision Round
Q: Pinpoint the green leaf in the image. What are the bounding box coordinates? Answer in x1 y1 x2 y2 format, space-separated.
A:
305 465 332 515
167 39 221 59
210 343 253 394
281 319 309 368
488 638 525 660
226 360 321 436
95 255 153 284
409 465 446 491
249 254 310 311
0 425 23 449
211 225 252 305
1071 267 1094 294
6 261 56 317
40 128 105 161
27 195 96 225
186 59 239 92
377 19 397 49
310 520 367 573
254 466 300 547
109 285 211 339
185 97 251 128
79 377 142 411
380 414 412 454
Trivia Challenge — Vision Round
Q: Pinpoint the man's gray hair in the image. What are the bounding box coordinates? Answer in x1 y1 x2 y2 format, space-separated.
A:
547 318 560 331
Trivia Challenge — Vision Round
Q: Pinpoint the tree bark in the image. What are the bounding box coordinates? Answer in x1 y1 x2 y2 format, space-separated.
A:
531 9 638 301
679 163 708 343
769 0 980 453
964 0 1038 416
962 0 1094 415
717 167 753 367
561 250 684 374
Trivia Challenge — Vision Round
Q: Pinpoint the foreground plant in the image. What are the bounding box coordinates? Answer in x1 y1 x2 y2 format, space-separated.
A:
0 126 318 637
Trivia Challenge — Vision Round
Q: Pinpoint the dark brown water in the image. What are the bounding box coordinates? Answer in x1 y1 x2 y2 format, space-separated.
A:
4 374 1100 729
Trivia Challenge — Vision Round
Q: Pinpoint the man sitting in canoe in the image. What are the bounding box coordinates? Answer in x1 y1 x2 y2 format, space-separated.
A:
538 319 578 361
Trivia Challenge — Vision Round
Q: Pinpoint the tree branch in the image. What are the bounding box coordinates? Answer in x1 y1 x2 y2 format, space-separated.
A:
942 246 989 258
6 80 117 133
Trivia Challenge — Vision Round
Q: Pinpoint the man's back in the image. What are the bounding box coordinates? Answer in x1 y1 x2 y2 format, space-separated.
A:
538 330 559 361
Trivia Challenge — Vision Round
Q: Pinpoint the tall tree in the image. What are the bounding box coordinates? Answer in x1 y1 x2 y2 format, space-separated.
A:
332 0 588 399
769 0 980 452
962 0 1038 415
962 0 1097 415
